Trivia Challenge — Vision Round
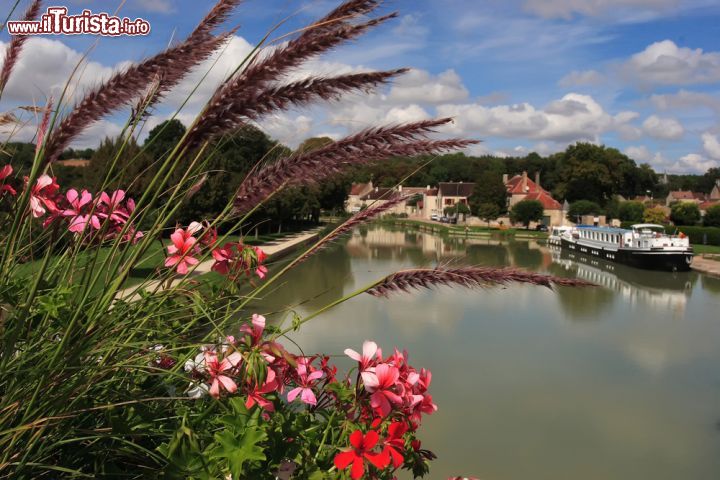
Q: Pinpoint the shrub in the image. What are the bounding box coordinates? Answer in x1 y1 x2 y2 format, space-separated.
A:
670 202 701 226
510 200 544 228
664 225 720 245
643 205 667 224
618 201 644 223
566 200 602 222
704 204 720 227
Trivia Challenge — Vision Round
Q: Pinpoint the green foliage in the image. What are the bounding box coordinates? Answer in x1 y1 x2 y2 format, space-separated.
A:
552 143 647 204
704 204 720 227
510 200 544 228
469 171 507 215
475 202 501 223
643 205 667 224
567 200 602 222
618 201 645 223
670 202 701 226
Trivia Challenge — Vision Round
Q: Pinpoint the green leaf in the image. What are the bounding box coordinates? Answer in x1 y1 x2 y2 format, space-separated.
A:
210 427 267 478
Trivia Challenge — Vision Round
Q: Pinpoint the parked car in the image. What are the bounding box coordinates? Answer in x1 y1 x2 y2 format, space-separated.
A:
448 217 458 224
430 214 441 221
535 224 549 232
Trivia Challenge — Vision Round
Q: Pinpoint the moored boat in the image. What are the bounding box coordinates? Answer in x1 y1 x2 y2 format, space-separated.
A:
552 224 693 272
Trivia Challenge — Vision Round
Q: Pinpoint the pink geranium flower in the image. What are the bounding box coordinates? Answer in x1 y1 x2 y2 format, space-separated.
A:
239 314 265 346
98 190 129 223
0 164 16 196
333 430 390 480
28 174 59 218
205 351 242 398
345 340 379 372
362 363 403 417
253 246 268 279
63 189 100 233
287 363 323 406
165 227 200 275
211 243 235 275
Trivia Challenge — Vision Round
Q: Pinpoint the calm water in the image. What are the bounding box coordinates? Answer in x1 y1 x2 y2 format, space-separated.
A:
257 226 720 480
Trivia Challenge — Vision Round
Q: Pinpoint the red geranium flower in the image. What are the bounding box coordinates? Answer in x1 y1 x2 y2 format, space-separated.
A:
334 429 390 480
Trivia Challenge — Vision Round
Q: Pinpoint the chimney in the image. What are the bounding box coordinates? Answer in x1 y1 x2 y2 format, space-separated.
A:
502 174 509 184
522 171 528 192
375 186 378 192
535 171 541 188
398 185 403 192
426 185 431 190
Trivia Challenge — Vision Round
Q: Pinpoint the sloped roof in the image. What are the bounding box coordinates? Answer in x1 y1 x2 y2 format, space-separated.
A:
506 174 547 195
524 191 562 210
349 182 371 196
361 188 399 201
669 191 706 200
699 201 720 210
438 182 475 197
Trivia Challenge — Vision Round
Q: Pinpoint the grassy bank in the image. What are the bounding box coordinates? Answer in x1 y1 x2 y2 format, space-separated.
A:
381 218 549 239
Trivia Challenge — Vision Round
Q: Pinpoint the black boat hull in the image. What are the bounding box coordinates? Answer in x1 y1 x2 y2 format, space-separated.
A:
560 238 693 272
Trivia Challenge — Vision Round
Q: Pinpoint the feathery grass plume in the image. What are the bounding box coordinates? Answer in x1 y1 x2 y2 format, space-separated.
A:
234 118 477 213
185 13 397 147
367 267 596 297
297 193 412 264
305 0 382 37
0 112 19 126
193 0 243 39
217 68 408 125
43 3 240 163
34 97 53 156
0 0 42 95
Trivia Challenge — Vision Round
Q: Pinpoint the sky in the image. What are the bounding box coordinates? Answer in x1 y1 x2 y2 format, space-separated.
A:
2 0 720 173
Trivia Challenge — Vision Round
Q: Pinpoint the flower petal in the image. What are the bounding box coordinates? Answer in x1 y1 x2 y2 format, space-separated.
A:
333 451 356 470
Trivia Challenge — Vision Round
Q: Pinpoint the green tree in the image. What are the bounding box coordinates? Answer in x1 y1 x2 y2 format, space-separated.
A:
510 200 544 228
469 171 507 215
643 205 667 224
567 200 602 222
553 143 639 204
670 202 701 226
476 202 501 226
618 201 645 223
703 204 720 227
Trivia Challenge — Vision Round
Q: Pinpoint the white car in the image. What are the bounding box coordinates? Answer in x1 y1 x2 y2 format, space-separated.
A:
430 214 441 221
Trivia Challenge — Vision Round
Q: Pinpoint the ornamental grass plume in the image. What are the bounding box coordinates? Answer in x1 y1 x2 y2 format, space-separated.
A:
366 266 596 297
234 118 478 213
0 0 42 97
185 7 396 147
43 0 241 163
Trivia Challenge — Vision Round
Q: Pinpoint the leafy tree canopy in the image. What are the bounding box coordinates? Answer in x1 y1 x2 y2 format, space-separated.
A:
670 202 701 226
510 200 544 228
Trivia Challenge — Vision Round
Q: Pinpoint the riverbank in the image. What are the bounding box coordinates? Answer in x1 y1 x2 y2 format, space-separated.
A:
380 217 549 239
116 226 324 301
691 255 720 277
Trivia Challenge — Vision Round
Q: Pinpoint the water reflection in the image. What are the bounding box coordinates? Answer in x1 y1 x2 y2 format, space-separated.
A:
268 226 720 480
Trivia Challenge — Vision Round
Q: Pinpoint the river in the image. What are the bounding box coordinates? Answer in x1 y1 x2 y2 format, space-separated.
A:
257 225 720 480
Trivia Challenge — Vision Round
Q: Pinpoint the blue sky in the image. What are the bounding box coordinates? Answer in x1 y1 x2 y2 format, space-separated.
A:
2 0 720 173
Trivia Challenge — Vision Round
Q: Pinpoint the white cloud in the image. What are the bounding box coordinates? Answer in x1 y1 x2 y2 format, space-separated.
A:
650 89 720 112
436 93 625 143
622 40 720 86
559 69 605 87
523 0 677 19
624 145 671 167
702 132 720 160
673 153 719 173
642 115 685 140
388 69 469 105
0 38 118 104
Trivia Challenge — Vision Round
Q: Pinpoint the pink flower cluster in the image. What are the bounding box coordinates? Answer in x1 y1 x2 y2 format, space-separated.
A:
181 318 437 479
165 222 268 278
0 165 142 243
